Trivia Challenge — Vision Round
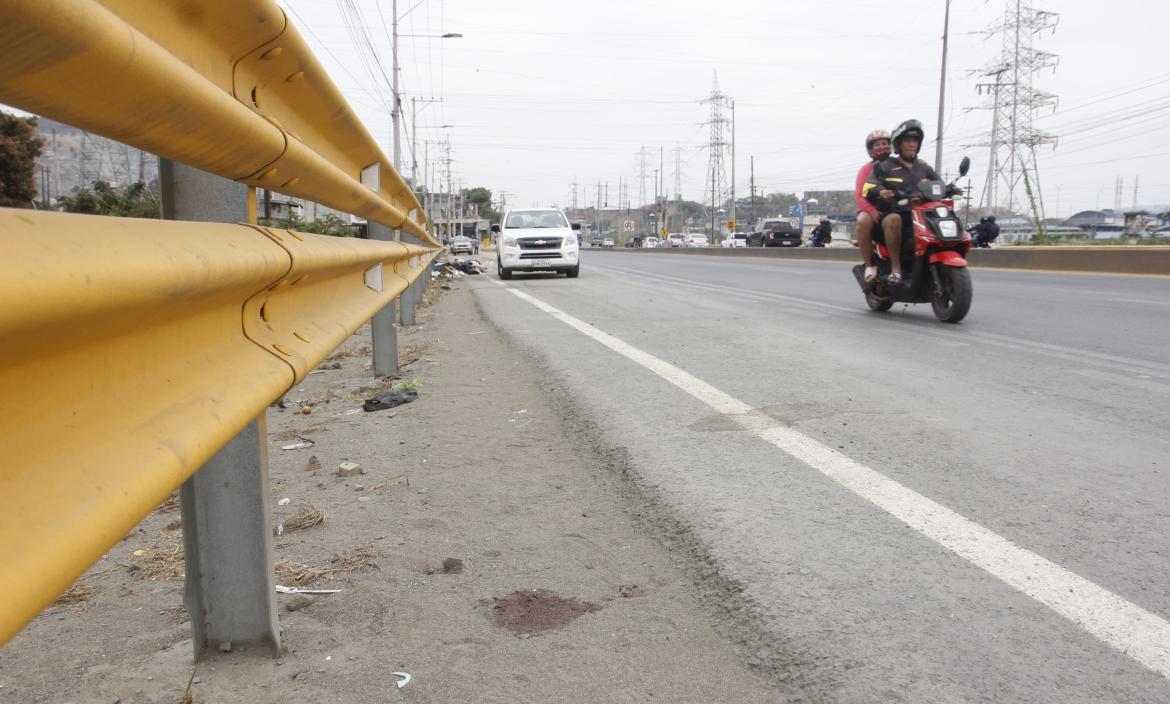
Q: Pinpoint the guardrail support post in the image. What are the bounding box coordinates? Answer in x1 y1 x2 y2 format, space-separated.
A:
369 221 400 375
160 159 282 658
399 230 422 326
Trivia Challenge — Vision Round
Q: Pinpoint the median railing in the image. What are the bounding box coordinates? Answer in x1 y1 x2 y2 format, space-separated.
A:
0 0 439 651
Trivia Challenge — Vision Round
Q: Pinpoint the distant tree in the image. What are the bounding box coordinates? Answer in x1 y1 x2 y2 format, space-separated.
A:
0 111 44 208
58 180 160 218
465 186 498 222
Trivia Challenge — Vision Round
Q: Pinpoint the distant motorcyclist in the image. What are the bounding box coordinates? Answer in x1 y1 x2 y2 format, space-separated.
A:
810 219 833 247
977 216 1000 247
863 119 945 285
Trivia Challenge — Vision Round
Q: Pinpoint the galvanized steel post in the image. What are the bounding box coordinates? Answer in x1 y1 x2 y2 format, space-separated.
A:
399 231 422 327
369 221 400 375
159 159 282 658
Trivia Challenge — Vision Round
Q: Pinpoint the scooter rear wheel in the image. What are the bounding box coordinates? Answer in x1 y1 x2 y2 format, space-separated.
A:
865 290 894 312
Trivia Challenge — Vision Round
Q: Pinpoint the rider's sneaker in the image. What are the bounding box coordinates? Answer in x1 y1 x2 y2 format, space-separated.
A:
886 272 903 286
863 266 878 283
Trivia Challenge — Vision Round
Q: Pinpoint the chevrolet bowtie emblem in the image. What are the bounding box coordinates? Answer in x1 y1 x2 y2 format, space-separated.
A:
535 239 546 245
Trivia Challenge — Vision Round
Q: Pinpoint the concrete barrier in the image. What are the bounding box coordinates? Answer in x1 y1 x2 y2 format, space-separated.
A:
596 246 1170 276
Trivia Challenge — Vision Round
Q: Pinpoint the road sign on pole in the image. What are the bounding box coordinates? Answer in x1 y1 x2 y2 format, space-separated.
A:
623 220 634 232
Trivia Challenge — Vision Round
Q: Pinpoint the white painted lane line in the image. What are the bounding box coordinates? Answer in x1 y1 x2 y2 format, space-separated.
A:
1068 368 1170 395
489 277 1170 680
1106 297 1170 307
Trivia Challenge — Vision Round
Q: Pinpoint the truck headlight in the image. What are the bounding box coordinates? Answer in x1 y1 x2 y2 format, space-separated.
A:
503 237 518 247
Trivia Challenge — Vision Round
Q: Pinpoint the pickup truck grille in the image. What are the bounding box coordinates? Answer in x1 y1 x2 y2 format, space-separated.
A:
517 237 564 250
519 252 564 260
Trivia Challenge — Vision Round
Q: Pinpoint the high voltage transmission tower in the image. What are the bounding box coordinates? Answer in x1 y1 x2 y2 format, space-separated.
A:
701 71 730 236
970 0 1059 220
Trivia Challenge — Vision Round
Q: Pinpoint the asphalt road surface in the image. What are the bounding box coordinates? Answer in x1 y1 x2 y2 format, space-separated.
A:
469 249 1170 703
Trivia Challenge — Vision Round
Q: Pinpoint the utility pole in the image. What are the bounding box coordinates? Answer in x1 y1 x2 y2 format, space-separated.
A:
659 147 664 234
710 169 716 237
730 99 736 229
639 147 647 207
750 156 755 228
935 0 951 173
391 0 401 172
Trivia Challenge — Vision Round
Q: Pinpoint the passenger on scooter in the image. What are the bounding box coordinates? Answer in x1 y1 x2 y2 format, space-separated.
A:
863 119 941 286
855 129 891 283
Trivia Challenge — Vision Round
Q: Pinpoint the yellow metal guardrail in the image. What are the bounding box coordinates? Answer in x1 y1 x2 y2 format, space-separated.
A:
0 0 445 646
0 210 430 646
0 0 433 243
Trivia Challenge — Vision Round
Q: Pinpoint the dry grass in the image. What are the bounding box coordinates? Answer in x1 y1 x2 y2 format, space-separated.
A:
51 583 98 611
330 545 379 573
129 543 185 581
274 561 332 587
274 546 380 587
282 505 326 533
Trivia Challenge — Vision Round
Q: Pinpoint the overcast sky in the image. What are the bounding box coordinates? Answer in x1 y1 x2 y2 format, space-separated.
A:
277 0 1169 217
11 1 1162 218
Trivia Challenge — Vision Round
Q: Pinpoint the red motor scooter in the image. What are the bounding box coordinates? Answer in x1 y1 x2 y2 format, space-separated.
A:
852 156 973 323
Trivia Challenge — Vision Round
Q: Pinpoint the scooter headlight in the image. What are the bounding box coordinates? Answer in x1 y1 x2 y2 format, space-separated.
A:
938 221 959 239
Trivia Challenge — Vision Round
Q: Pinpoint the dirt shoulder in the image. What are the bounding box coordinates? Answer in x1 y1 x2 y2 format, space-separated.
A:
0 259 777 703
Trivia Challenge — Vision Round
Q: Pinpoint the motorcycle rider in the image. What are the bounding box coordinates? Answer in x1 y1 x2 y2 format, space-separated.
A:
863 119 942 285
980 215 1000 246
855 129 892 283
810 219 833 247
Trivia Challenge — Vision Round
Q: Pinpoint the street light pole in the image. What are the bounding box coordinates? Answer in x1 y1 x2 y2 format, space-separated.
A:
391 0 400 172
934 0 952 173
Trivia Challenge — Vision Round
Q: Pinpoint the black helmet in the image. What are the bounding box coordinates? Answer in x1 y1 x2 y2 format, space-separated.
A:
987 215 996 223
891 119 925 150
979 216 988 223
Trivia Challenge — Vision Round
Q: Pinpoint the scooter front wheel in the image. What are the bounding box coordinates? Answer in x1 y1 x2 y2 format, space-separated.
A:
931 265 972 323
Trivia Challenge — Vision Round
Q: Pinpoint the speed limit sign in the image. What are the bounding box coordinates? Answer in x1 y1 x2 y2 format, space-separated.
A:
623 220 635 232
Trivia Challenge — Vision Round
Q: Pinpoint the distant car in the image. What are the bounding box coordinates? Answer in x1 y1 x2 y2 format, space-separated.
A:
449 235 479 255
747 219 802 247
684 234 709 248
666 233 687 248
603 237 615 248
644 236 661 248
492 207 580 279
721 233 749 248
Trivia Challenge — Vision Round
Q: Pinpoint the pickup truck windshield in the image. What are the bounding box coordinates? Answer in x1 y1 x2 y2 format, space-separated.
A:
506 211 568 229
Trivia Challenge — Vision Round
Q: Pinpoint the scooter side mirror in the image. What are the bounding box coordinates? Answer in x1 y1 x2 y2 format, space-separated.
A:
958 156 971 178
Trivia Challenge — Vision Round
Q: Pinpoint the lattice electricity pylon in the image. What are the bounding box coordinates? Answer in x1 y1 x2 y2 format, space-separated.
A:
966 0 1059 215
701 71 730 232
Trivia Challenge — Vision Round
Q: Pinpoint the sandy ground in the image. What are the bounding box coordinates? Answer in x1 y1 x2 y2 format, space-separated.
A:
0 259 780 703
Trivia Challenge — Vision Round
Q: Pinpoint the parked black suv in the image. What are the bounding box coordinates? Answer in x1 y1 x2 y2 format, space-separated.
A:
747 219 802 247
